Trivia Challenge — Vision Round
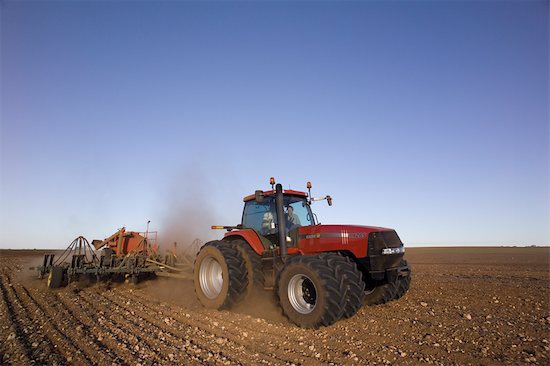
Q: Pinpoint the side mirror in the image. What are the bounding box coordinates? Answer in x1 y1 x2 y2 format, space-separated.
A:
326 195 332 206
255 190 265 202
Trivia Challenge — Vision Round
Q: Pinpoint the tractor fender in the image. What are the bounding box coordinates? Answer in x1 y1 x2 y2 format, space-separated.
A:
223 229 266 256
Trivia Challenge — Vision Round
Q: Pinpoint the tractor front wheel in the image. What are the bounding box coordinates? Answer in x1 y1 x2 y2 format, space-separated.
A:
364 259 412 305
364 280 398 305
320 253 366 319
194 243 248 310
393 259 411 300
277 255 345 328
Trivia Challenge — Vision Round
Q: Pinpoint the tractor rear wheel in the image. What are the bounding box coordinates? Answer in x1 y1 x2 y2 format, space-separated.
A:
277 255 346 328
194 242 248 310
320 253 366 319
47 266 65 289
231 239 264 297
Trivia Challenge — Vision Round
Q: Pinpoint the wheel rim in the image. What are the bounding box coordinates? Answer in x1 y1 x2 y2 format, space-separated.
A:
199 257 223 299
288 274 317 314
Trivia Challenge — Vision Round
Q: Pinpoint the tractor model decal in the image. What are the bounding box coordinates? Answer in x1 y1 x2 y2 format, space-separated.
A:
299 232 367 241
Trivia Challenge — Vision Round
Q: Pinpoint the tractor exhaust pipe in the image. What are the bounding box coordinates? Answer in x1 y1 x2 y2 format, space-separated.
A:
275 183 287 260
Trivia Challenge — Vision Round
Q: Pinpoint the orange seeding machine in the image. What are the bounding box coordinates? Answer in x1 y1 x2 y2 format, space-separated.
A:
36 225 199 288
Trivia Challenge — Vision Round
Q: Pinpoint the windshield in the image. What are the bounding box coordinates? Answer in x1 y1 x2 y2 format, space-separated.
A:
242 196 314 235
285 197 314 228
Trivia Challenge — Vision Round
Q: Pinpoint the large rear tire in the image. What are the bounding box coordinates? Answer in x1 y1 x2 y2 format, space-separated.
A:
231 239 264 298
320 253 366 319
194 243 248 310
277 255 345 329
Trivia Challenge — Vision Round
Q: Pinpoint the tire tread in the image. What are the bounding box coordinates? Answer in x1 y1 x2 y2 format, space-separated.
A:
277 255 346 328
320 253 366 318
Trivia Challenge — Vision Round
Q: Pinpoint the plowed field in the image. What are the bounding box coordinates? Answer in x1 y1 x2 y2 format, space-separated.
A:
1 247 548 365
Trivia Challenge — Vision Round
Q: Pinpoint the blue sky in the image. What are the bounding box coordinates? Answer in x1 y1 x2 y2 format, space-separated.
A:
1 0 548 248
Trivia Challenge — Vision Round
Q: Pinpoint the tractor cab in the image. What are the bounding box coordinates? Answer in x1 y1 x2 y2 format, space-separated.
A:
239 178 331 250
242 190 314 238
210 178 334 253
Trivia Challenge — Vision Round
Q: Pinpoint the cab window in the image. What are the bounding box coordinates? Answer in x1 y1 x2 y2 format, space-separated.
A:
242 199 277 235
286 199 314 227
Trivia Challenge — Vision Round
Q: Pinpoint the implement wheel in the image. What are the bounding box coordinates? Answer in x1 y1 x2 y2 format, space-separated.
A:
130 275 139 285
194 243 248 310
47 266 65 289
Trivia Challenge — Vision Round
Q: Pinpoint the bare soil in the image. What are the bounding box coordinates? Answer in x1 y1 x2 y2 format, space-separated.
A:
1 247 548 365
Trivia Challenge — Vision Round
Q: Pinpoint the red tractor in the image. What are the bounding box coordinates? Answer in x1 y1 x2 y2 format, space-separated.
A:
194 179 411 328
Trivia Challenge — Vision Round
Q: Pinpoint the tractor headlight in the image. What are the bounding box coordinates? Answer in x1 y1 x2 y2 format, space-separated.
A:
382 246 405 255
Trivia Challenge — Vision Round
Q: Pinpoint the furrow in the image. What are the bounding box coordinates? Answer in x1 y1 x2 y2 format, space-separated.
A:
57 290 155 365
15 285 94 365
116 289 311 365
0 274 65 365
55 291 137 366
77 290 189 365
24 286 120 366
0 274 33 366
100 290 252 365
128 287 363 365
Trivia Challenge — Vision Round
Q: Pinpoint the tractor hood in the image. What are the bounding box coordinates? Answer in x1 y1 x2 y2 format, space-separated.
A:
299 224 395 237
295 224 402 259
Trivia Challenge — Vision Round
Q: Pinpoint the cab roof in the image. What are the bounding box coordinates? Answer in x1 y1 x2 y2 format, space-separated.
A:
243 189 308 202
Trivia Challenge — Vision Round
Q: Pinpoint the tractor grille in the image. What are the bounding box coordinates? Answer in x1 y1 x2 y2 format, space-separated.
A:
368 230 403 255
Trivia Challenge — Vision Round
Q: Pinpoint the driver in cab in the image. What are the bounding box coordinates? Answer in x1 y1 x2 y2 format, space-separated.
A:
286 206 301 229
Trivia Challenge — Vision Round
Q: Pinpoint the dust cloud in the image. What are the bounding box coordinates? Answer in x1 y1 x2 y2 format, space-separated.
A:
156 167 218 258
139 167 218 301
14 251 50 288
138 277 201 309
233 290 287 324
139 276 287 323
11 250 66 289
148 168 286 320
